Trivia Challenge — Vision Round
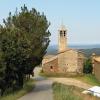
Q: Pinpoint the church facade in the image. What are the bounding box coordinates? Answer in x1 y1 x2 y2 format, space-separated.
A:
42 25 85 74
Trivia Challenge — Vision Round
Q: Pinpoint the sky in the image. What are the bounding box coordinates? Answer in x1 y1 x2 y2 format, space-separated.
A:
0 0 100 45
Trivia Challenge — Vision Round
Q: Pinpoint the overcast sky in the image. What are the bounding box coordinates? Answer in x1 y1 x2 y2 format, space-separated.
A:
0 0 100 45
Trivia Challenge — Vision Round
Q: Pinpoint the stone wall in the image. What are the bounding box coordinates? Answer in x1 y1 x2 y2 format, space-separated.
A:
94 60 100 81
58 49 78 73
42 50 85 74
42 58 58 73
77 52 85 73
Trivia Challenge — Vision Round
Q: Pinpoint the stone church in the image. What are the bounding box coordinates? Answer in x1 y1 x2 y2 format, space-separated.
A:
42 24 85 74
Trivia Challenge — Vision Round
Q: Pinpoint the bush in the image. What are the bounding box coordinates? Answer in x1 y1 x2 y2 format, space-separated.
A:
83 59 93 74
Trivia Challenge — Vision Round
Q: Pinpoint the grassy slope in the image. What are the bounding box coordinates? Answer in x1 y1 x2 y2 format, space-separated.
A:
53 83 100 100
75 74 100 86
0 79 35 100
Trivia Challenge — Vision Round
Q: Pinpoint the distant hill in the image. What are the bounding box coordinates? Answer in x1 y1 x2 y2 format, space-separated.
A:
79 48 100 57
46 44 100 57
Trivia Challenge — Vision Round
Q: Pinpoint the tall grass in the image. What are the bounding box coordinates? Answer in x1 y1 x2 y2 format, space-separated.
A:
53 83 100 100
53 83 82 100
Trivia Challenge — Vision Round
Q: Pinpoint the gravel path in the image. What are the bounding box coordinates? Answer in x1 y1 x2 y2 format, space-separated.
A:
18 67 93 100
18 67 53 100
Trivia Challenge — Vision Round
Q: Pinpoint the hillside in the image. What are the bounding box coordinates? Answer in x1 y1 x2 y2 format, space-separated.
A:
47 45 100 57
79 48 100 57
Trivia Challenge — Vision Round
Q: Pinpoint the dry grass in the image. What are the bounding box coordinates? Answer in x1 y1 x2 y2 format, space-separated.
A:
40 72 83 78
75 74 100 86
53 82 100 100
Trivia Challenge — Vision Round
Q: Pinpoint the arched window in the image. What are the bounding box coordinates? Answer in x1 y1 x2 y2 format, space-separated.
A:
64 31 66 36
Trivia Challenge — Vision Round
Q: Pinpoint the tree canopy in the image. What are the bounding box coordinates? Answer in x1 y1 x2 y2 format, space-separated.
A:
0 5 50 95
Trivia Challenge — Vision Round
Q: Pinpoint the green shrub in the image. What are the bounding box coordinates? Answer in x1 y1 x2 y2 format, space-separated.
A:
83 59 93 74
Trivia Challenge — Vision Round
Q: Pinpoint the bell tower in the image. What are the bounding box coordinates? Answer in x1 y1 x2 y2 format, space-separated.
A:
58 24 67 52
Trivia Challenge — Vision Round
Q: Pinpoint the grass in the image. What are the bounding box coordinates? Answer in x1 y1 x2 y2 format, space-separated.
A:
53 82 100 100
40 71 82 78
40 71 100 86
75 74 100 86
53 82 82 100
0 79 35 100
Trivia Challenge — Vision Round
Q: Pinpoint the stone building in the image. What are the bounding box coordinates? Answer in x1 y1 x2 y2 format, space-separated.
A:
92 53 100 81
42 24 85 74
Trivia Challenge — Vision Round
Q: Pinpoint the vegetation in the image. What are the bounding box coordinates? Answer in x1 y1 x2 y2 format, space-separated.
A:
53 83 100 100
0 5 50 96
40 72 82 77
40 72 100 86
76 74 100 86
53 83 82 100
0 79 34 100
83 59 93 74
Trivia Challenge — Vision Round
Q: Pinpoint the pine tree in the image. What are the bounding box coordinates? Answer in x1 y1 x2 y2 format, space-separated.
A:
0 5 50 95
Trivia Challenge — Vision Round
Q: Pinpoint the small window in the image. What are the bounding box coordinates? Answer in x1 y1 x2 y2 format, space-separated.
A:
50 66 53 72
50 66 53 69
